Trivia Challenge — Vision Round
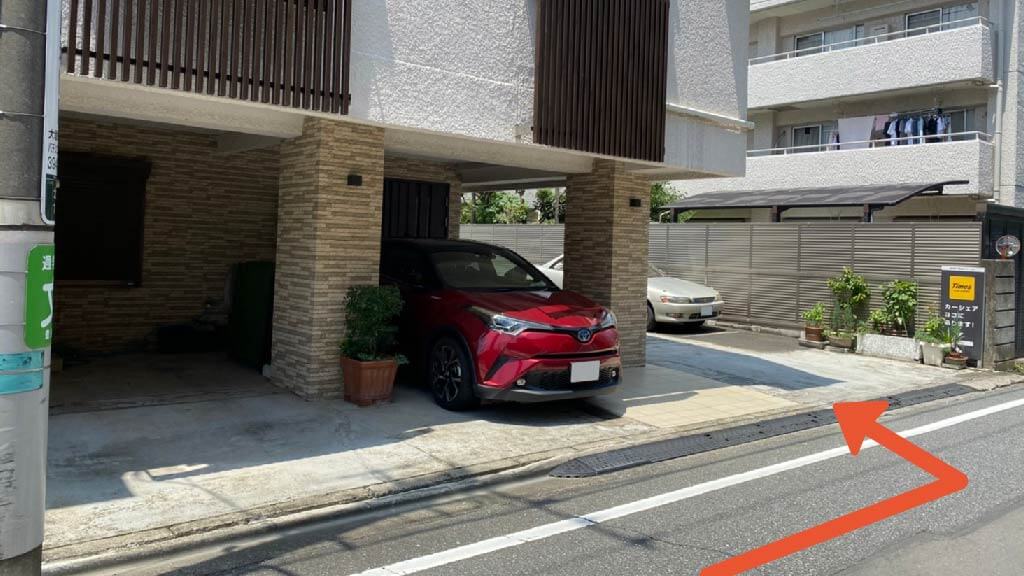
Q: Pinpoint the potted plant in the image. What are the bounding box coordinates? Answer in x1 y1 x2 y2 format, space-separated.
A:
942 322 968 370
827 304 858 351
917 311 950 367
868 309 891 335
856 280 921 362
880 279 918 337
802 303 827 342
339 285 407 406
826 268 870 351
827 267 871 321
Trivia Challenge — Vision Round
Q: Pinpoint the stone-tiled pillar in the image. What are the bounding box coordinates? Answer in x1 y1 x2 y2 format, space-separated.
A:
564 159 650 367
272 118 385 398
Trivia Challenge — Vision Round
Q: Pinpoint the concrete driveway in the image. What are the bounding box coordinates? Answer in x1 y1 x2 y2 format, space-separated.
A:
43 330 1009 563
586 325 987 429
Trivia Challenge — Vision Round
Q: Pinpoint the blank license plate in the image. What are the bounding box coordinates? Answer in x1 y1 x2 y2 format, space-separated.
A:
570 361 601 383
701 305 714 317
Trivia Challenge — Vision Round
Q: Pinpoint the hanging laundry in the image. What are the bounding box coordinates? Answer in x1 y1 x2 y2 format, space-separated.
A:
885 117 898 144
871 115 888 141
925 116 939 143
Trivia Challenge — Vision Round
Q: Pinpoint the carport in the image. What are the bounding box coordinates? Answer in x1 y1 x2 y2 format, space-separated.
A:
667 180 973 223
51 111 660 404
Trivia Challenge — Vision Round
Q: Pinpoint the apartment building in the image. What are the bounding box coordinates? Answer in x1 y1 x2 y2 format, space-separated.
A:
673 0 1020 222
43 0 749 398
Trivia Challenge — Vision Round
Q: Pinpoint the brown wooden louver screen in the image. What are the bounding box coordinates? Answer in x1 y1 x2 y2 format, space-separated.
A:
65 0 352 114
534 0 669 163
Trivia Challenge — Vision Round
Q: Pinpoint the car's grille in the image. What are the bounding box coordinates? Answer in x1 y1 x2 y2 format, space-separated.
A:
522 367 619 392
692 297 716 304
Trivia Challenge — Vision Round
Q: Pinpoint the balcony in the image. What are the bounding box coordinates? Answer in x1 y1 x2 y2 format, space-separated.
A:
675 134 994 198
749 18 993 109
62 0 352 115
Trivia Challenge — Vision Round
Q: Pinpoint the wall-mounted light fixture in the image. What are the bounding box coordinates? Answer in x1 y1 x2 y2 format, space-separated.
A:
629 198 642 207
347 174 363 186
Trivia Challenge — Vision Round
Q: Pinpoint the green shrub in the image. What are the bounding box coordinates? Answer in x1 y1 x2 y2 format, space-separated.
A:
881 280 918 334
802 303 825 327
868 309 891 334
339 285 407 363
921 312 946 342
942 321 963 352
827 268 871 328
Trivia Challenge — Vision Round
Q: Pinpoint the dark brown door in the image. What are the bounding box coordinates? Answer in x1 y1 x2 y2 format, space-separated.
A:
382 179 450 240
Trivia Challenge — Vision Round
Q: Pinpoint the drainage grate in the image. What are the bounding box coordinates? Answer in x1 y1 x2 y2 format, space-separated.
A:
551 383 975 478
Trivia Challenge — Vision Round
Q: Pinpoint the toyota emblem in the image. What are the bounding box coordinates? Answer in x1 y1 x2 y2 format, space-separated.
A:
577 328 593 343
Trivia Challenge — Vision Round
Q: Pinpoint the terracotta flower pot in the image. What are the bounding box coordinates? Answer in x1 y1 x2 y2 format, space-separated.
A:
942 353 968 370
804 325 825 342
341 356 399 406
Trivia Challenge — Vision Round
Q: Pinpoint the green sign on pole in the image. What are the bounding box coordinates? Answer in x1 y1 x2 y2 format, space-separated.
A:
24 245 55 349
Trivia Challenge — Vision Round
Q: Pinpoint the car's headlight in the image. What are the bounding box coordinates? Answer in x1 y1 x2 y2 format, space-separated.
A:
660 295 691 304
470 307 550 335
599 310 617 329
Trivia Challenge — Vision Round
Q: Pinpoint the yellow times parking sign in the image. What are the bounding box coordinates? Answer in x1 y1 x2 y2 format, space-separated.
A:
948 276 976 301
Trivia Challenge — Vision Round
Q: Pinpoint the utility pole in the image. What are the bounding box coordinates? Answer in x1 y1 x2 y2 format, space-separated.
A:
0 0 59 574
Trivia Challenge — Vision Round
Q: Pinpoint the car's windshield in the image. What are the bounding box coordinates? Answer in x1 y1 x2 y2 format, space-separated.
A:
431 249 553 291
648 263 668 278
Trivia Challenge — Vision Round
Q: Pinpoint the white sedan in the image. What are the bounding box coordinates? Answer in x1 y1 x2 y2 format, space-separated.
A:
537 255 724 331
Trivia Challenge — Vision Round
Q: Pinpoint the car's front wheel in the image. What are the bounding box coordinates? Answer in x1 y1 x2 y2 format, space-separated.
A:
428 337 479 411
646 302 657 332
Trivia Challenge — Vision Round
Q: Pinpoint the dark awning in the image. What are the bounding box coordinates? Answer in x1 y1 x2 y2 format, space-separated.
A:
666 180 970 211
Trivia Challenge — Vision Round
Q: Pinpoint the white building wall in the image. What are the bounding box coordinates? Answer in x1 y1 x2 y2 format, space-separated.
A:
749 22 994 109
676 139 994 197
351 0 749 176
349 0 535 144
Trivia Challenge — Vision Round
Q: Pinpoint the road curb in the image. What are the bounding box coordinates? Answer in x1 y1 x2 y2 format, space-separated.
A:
42 373 1023 573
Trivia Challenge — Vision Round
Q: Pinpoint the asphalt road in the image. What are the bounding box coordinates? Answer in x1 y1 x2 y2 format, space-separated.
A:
79 385 1024 576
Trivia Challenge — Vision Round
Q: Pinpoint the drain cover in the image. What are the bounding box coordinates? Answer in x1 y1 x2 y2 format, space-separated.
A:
551 383 975 478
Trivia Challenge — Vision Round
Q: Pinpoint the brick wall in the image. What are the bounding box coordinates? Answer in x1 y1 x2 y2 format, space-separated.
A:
564 159 650 366
384 157 463 239
272 118 385 398
56 118 279 353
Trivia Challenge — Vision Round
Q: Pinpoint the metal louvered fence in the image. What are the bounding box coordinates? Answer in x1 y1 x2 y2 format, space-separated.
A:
461 222 983 330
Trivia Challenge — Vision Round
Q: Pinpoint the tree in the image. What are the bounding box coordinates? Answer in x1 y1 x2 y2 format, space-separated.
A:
649 182 681 222
461 192 529 224
533 188 566 223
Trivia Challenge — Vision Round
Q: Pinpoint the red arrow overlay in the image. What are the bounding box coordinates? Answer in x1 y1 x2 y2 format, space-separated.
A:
701 400 969 576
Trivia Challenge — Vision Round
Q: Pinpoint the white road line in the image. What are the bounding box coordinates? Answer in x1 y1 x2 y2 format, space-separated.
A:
350 396 1024 576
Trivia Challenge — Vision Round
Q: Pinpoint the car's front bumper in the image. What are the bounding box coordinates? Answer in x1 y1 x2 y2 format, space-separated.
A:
476 355 622 403
653 300 723 323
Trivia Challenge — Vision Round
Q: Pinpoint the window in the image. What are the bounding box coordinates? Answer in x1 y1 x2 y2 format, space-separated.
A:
648 263 668 279
823 25 864 50
792 125 823 152
54 153 149 284
794 32 824 55
381 248 432 288
949 109 971 140
906 9 941 34
943 3 978 27
430 249 552 291
907 4 978 34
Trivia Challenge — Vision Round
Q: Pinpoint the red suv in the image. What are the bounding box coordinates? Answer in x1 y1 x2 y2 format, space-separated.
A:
380 239 622 410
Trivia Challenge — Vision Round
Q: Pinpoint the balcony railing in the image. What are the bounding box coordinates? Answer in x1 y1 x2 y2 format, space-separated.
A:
750 17 989 65
64 0 352 114
747 131 992 157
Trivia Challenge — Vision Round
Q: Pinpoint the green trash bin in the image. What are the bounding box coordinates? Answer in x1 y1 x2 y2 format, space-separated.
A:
228 261 275 370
